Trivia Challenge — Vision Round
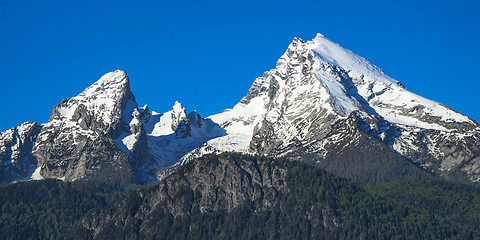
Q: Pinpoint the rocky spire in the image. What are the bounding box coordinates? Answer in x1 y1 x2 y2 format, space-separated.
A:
32 70 138 188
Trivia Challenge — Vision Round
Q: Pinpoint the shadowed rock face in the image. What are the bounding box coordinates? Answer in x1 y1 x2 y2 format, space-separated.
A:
32 70 139 187
0 121 40 183
71 153 290 238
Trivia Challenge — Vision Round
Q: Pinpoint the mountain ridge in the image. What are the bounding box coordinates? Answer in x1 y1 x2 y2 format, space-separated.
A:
181 34 480 183
1 33 479 186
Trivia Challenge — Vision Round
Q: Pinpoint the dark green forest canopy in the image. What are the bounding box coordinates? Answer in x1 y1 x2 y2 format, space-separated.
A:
2 153 480 240
73 153 480 240
0 179 125 240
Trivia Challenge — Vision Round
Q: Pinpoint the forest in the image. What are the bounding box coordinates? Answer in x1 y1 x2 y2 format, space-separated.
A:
2 153 480 239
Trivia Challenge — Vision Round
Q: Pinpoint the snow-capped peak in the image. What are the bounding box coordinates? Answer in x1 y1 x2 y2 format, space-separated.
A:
183 33 480 176
172 101 184 114
71 70 133 125
73 69 131 106
85 69 129 91
308 34 399 87
314 33 325 39
1 34 479 186
49 69 136 131
145 102 188 137
282 34 474 130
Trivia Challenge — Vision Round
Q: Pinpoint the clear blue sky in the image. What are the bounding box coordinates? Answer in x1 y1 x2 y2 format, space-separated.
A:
1 0 479 132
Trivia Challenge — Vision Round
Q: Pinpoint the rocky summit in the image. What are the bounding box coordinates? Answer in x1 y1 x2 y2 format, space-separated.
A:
0 70 224 188
1 34 480 187
183 34 480 183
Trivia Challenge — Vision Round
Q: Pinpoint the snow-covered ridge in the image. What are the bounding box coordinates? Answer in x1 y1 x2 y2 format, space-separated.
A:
198 32 475 156
54 70 132 126
1 33 480 185
303 34 474 130
144 101 226 168
145 101 188 137
181 33 480 183
205 96 268 153
309 33 397 85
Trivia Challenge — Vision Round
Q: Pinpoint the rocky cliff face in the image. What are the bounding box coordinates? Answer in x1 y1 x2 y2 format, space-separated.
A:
71 153 290 238
0 121 40 183
68 153 480 240
32 70 140 187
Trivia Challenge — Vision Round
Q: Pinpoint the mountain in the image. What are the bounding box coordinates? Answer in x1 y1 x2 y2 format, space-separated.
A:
32 70 138 188
0 70 223 187
182 34 480 183
1 33 479 186
143 102 226 171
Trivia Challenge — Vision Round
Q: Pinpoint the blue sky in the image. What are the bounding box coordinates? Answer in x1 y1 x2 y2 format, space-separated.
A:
1 0 479 132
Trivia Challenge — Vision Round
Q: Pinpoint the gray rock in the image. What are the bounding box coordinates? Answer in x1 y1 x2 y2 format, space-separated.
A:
0 121 40 183
74 153 289 237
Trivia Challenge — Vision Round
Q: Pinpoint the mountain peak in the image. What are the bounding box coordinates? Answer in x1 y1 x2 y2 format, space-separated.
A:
172 101 184 113
48 70 136 128
306 34 396 85
314 33 325 40
188 33 480 184
98 69 128 83
170 101 187 130
1 34 480 187
75 70 131 100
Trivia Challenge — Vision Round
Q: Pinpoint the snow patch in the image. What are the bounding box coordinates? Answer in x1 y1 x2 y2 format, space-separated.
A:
31 166 43 180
